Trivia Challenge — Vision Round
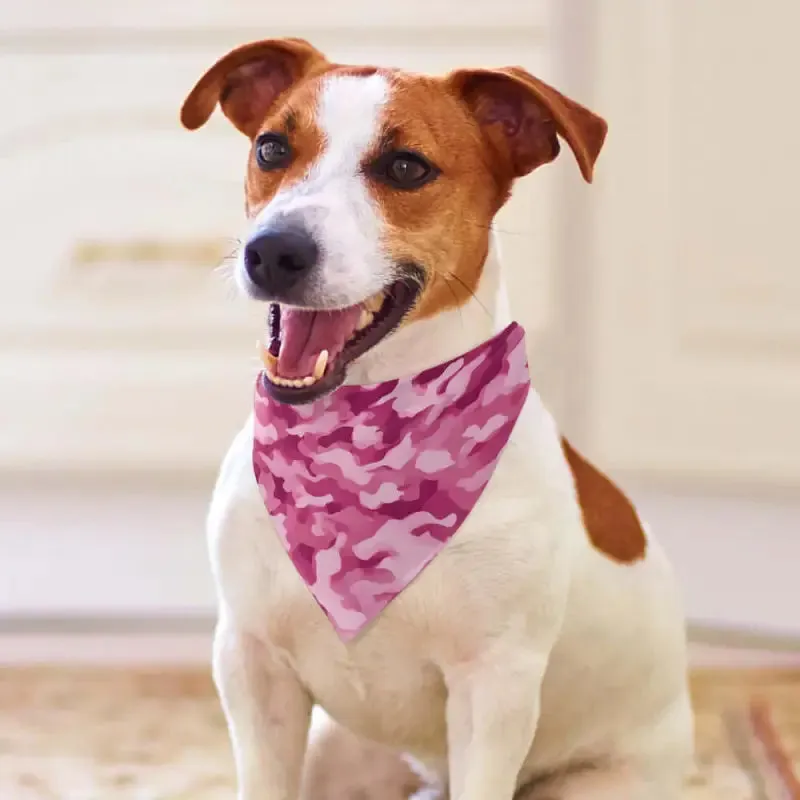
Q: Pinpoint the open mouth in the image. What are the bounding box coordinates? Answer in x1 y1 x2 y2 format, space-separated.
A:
258 273 422 404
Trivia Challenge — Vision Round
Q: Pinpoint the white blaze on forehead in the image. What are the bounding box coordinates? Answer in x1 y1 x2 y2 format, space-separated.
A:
315 73 390 174
246 72 394 308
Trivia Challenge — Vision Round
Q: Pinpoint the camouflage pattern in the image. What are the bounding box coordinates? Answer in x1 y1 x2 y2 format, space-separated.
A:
253 322 530 640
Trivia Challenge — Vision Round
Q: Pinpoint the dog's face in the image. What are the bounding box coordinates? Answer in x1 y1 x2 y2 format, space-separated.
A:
181 38 606 403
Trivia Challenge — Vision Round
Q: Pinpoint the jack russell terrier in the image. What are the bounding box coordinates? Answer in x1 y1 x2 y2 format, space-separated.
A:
180 37 693 800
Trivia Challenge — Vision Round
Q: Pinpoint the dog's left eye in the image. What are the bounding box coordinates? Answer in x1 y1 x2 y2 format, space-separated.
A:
255 133 292 171
371 150 439 190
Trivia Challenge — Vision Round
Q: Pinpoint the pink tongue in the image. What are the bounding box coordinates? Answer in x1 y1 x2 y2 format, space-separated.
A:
277 306 362 378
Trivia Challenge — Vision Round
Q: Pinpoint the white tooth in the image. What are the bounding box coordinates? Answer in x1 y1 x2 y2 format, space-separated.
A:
313 350 328 380
358 309 373 330
264 354 329 388
266 370 319 389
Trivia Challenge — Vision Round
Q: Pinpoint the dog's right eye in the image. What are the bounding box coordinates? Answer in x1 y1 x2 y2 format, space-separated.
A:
255 133 293 171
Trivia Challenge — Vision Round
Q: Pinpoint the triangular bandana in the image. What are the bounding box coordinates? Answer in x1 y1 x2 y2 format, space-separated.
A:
253 322 530 640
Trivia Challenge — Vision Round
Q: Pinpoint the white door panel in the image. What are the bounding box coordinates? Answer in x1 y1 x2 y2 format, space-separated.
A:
588 0 800 487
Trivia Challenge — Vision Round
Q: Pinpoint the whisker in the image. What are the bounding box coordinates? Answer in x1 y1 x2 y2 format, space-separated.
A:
429 272 467 330
438 272 463 314
213 252 242 302
461 220 533 239
440 269 494 320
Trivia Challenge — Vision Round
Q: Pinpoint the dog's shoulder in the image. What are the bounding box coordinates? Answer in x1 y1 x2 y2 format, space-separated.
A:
207 417 297 625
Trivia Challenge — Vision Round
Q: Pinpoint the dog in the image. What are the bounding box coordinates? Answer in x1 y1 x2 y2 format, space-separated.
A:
180 37 694 800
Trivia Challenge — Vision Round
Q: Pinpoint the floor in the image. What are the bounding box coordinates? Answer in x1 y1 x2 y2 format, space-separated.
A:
0 667 798 800
689 669 800 799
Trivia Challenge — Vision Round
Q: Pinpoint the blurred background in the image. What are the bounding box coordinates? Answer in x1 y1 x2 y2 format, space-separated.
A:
1 0 799 670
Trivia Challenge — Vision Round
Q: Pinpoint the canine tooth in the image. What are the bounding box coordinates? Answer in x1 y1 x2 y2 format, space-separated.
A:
366 294 383 312
257 340 278 370
302 376 316 386
313 350 328 379
262 351 278 371
358 308 374 330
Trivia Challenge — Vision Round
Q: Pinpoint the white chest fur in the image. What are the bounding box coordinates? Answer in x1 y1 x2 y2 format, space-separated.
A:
209 383 586 760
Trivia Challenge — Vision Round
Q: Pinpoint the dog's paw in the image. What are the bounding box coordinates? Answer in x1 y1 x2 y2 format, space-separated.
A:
302 719 426 800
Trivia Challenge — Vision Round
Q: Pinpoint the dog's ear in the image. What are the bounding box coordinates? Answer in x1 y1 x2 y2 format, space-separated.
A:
180 38 329 137
445 66 607 182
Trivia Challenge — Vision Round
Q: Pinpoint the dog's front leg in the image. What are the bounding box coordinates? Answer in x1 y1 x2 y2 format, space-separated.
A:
214 621 312 800
443 651 547 800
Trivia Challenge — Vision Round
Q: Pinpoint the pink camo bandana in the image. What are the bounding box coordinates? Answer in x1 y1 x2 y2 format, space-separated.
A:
253 322 530 640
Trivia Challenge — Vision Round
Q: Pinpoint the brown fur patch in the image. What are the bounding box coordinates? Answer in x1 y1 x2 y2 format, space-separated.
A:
243 78 326 217
561 438 647 564
446 67 608 183
362 67 607 322
180 38 329 137
369 73 505 322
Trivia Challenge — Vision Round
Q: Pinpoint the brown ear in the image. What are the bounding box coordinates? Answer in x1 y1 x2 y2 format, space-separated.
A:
446 66 607 182
180 38 329 137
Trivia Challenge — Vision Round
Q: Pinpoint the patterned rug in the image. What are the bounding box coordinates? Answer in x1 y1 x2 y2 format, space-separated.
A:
689 670 800 800
0 667 798 799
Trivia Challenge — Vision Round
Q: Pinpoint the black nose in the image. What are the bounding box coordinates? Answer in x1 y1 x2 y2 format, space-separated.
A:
243 228 319 296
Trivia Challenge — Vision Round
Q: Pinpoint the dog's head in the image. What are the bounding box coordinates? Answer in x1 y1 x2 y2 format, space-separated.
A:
181 38 606 403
